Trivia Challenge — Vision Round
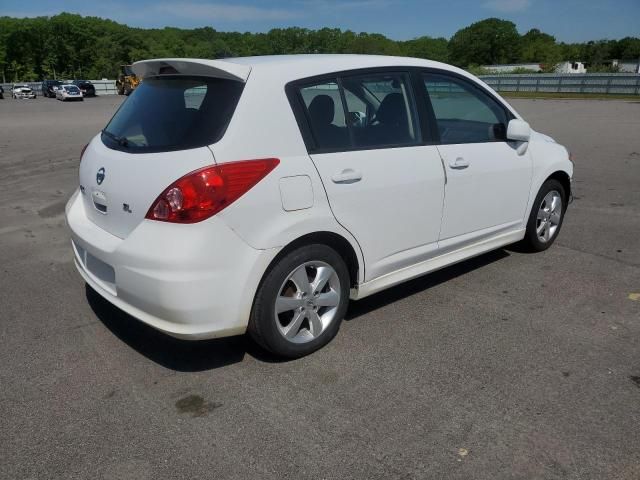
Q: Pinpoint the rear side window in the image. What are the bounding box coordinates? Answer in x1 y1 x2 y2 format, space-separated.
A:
102 76 243 153
423 73 509 144
341 72 420 149
298 81 349 150
295 71 420 152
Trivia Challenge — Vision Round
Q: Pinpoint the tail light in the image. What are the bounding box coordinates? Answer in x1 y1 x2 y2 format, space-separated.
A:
146 158 279 224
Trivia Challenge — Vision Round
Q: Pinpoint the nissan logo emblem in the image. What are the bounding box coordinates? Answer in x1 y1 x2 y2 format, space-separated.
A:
96 167 105 185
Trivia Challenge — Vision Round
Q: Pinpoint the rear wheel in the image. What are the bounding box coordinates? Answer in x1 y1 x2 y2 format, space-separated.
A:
521 179 566 252
248 244 350 358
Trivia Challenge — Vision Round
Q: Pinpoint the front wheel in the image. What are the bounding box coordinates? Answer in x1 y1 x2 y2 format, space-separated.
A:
248 244 350 358
521 179 567 252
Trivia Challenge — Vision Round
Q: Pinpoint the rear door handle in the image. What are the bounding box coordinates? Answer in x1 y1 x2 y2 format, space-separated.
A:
331 169 363 184
449 157 470 170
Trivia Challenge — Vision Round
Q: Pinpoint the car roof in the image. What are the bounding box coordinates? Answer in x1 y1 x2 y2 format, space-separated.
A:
229 54 462 79
133 54 471 84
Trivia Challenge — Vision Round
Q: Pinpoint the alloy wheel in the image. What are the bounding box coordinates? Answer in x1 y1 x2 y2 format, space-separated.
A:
274 261 341 344
536 190 562 243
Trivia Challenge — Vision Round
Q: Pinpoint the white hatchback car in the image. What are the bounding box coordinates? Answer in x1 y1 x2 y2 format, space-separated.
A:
66 55 573 357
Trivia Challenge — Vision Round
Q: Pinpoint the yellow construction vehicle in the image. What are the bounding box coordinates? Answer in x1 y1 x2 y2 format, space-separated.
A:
115 65 140 95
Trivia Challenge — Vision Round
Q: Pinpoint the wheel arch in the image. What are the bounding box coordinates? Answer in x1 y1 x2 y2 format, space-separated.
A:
545 170 571 204
261 231 361 290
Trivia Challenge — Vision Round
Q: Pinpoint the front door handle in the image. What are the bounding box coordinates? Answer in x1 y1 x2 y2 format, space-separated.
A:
332 169 363 184
449 157 470 170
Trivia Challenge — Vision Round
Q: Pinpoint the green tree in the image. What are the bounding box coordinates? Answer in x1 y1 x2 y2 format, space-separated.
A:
448 18 521 67
613 37 640 59
520 29 561 64
0 13 638 82
402 36 449 62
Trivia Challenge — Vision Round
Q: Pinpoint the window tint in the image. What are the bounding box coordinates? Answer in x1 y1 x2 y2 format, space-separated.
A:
102 76 243 153
341 72 420 148
299 81 349 150
423 73 508 144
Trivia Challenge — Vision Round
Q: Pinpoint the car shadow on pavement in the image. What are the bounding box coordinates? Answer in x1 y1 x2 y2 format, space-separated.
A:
86 249 509 370
346 248 510 321
85 285 283 371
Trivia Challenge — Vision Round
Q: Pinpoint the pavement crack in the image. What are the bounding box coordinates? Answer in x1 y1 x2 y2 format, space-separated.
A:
556 243 640 268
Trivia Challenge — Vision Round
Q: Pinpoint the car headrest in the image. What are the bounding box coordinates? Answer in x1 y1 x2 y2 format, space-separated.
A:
308 95 335 126
376 93 407 126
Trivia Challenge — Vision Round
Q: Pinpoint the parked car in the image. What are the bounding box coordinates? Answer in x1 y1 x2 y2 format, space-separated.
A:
56 84 83 101
72 80 96 97
66 55 573 358
42 79 63 98
11 84 36 99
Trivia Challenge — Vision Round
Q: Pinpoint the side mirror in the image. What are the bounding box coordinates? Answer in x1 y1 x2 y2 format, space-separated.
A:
507 119 531 142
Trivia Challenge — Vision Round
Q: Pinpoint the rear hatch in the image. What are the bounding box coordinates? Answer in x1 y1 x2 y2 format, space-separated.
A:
79 140 217 238
79 60 249 239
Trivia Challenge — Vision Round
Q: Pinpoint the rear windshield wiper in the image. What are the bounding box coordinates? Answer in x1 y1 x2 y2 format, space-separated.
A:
102 129 130 147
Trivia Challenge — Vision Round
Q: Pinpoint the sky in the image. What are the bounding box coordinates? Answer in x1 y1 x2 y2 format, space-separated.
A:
1 0 638 42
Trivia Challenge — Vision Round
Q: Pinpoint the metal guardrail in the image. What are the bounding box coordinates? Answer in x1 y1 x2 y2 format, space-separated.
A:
3 74 640 97
479 73 640 95
1 79 118 96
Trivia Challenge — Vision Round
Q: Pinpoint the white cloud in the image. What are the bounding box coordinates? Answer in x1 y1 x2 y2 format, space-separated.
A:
297 0 394 10
483 0 531 13
155 3 302 22
309 0 393 8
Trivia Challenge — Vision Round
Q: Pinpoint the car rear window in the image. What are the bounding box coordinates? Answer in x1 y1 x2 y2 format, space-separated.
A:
101 76 244 153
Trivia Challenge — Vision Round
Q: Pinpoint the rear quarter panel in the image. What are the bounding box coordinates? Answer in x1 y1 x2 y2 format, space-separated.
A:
211 68 366 283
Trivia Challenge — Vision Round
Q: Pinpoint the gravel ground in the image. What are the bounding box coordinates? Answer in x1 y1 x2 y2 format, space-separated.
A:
1 95 639 480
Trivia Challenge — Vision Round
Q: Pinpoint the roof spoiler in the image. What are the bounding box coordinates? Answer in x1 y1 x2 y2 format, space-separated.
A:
132 58 251 83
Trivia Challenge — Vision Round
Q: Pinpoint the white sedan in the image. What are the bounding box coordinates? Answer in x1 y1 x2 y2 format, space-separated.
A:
66 55 573 358
11 84 36 99
56 84 83 101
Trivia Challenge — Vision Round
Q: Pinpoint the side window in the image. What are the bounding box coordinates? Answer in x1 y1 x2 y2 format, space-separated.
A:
341 72 420 148
423 73 509 144
298 81 349 150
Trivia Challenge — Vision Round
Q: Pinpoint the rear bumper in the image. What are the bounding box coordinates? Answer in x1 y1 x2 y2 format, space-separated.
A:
65 189 279 339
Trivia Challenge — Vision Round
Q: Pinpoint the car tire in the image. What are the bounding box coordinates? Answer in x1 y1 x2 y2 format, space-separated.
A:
248 244 350 358
521 179 567 252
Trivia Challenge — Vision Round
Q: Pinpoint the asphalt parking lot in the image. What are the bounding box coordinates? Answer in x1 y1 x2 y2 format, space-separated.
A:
1 95 639 479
